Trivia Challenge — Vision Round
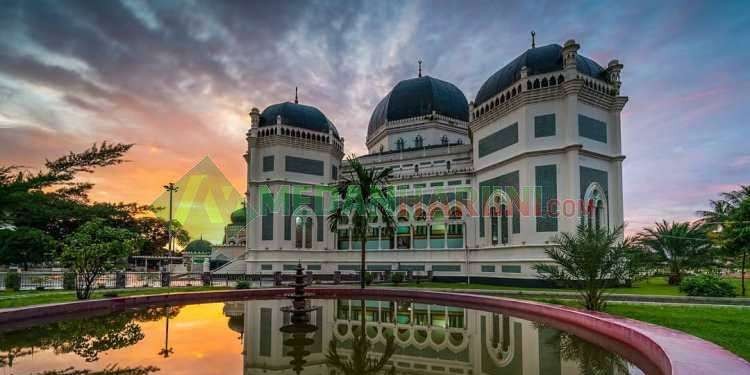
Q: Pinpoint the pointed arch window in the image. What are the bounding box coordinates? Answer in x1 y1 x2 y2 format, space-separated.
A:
441 135 449 145
396 138 405 151
414 135 424 148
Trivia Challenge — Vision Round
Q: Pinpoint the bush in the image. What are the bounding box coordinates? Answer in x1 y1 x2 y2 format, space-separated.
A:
35 286 45 291
4 272 21 291
364 272 374 285
236 281 251 289
102 291 119 298
63 272 76 290
391 272 404 285
679 274 736 297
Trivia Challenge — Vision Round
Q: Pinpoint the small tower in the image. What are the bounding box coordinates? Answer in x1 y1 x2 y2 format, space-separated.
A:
249 107 260 128
607 59 624 94
562 39 580 80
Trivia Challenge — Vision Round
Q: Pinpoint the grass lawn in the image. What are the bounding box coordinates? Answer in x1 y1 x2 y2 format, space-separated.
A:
605 304 750 362
0 286 226 309
396 276 748 297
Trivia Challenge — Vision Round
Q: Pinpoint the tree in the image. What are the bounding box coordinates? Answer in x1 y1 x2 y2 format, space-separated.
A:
534 225 629 311
328 157 395 289
698 184 750 296
326 300 396 374
721 199 750 296
0 227 57 270
60 219 139 299
133 217 190 256
636 220 712 285
0 142 133 242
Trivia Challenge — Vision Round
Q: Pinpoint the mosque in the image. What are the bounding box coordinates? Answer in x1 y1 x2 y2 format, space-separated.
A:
214 38 627 284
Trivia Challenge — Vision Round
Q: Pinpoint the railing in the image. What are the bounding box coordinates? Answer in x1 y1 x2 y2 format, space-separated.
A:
0 270 417 291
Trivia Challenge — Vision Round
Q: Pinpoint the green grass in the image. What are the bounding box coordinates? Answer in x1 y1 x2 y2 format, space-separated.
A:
605 304 750 361
0 286 226 309
396 276 747 297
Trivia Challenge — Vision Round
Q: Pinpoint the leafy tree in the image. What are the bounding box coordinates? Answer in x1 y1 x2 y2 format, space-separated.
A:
0 227 57 270
636 220 711 285
557 332 629 375
534 225 629 311
0 142 133 228
328 157 395 289
133 217 189 256
721 198 750 296
698 185 750 296
621 239 659 286
60 219 139 299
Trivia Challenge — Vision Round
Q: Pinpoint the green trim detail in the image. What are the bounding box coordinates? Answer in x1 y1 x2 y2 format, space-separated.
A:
578 114 607 143
534 114 556 138
478 123 518 158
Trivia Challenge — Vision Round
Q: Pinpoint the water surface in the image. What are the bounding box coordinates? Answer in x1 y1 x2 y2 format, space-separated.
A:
0 299 643 374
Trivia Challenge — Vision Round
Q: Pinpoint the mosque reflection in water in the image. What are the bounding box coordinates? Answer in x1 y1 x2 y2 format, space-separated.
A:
224 298 637 375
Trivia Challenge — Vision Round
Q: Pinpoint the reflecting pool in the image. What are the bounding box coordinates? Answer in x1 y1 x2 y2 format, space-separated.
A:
0 299 644 374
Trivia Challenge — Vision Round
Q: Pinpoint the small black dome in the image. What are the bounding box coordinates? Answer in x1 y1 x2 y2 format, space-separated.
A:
474 44 607 105
368 76 469 138
259 102 339 138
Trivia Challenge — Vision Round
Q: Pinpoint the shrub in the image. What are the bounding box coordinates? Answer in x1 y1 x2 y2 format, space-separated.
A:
102 291 119 298
391 272 404 285
236 281 251 289
35 286 45 291
679 274 736 297
63 272 76 290
364 272 374 286
4 272 21 291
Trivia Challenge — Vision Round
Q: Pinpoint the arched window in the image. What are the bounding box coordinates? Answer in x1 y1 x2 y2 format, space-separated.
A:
414 135 423 148
549 76 557 86
414 164 419 174
446 160 451 171
396 209 411 249
430 208 446 249
448 206 463 248
511 87 516 96
396 138 405 151
558 74 564 84
533 79 540 89
456 138 463 145
441 135 449 145
527 81 532 90
583 184 608 230
414 208 427 249
294 213 315 249
541 78 548 87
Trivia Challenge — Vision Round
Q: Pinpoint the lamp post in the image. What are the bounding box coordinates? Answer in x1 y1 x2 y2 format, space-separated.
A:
158 305 174 358
163 182 179 256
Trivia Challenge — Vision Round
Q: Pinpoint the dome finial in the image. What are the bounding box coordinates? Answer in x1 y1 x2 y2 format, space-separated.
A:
531 31 536 48
294 86 299 104
418 60 422 77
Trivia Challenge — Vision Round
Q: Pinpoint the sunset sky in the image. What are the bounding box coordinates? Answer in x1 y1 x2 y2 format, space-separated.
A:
1 0 748 234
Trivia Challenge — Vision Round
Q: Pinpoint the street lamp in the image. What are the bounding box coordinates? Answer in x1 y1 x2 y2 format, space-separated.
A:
163 182 179 256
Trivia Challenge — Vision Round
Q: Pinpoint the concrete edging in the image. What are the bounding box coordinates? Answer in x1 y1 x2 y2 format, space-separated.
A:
0 288 748 375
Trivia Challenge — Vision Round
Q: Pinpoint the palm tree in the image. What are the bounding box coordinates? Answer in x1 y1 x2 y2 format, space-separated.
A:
326 300 396 374
329 156 395 289
534 225 629 311
636 220 711 285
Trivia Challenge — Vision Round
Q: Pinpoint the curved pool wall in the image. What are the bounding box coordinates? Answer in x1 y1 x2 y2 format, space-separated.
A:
0 288 747 375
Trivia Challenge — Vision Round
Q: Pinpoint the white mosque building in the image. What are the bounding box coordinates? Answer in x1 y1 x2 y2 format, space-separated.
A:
216 38 627 285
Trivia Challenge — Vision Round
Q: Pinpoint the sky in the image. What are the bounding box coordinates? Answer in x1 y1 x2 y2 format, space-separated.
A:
0 0 749 235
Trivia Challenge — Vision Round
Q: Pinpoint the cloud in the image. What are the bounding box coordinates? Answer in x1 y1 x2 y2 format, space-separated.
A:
0 0 748 235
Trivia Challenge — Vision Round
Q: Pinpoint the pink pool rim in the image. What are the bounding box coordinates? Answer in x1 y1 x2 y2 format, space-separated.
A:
0 288 747 375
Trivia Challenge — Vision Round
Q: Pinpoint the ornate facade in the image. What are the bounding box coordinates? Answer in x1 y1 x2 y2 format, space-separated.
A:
223 39 627 283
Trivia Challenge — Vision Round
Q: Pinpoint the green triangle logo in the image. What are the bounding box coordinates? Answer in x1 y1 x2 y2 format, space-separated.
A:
151 157 243 245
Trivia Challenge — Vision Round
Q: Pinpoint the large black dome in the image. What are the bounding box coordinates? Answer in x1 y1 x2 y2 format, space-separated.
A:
367 76 469 137
474 43 606 105
259 101 339 138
